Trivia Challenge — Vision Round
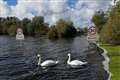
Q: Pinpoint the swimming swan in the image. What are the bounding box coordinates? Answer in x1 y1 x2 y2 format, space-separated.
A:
67 53 87 68
37 54 59 68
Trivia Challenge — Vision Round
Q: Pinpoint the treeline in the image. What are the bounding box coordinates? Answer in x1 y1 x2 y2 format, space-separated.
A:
0 16 49 36
0 16 86 39
92 1 120 45
48 19 77 39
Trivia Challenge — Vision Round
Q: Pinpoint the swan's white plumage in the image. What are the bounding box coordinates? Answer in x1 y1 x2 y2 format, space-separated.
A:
67 53 87 68
40 60 58 67
37 54 58 67
68 60 87 66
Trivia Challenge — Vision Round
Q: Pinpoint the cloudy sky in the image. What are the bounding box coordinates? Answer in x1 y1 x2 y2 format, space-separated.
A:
0 0 114 27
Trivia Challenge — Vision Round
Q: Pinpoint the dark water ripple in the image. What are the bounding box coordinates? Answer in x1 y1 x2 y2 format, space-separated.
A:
0 36 107 80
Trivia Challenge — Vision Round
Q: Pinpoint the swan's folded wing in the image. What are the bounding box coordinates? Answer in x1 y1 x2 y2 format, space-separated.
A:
70 60 84 65
41 60 56 66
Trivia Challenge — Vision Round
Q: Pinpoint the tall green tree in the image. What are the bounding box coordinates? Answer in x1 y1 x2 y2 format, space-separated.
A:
47 25 58 39
0 17 3 34
100 1 120 44
48 19 77 39
32 16 49 36
7 25 17 36
92 10 108 33
2 17 20 35
21 18 31 35
56 19 76 38
27 22 34 35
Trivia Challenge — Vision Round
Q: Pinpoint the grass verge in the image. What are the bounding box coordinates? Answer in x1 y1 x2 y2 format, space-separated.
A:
100 44 120 80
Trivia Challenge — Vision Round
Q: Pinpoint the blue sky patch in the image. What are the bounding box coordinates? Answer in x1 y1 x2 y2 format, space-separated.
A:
4 0 17 6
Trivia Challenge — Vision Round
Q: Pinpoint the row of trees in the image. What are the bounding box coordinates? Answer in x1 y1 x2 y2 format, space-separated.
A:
92 1 120 44
0 16 87 39
0 16 49 36
48 19 77 39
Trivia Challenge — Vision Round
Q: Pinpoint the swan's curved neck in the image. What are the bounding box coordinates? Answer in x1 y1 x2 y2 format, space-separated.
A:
38 56 41 65
67 54 71 64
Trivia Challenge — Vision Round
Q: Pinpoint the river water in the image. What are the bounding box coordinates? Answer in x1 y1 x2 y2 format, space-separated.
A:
0 36 108 80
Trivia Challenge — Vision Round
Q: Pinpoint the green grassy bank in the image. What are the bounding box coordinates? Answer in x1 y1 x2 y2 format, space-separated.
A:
100 44 120 80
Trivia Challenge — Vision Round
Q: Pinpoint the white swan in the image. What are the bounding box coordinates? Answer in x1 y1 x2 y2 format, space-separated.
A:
37 54 59 68
67 53 87 68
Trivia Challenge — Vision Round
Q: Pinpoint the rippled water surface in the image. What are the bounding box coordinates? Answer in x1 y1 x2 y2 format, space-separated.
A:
0 36 107 80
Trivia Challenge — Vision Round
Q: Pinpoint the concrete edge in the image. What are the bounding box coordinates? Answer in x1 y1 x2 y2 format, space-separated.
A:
97 43 112 80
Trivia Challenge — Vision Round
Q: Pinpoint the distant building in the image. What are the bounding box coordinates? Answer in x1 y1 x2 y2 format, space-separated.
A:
16 28 24 40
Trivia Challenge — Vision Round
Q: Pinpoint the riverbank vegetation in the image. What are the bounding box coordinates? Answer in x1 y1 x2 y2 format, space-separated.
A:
0 16 49 36
92 1 120 45
101 44 120 80
48 19 77 39
0 16 87 39
93 1 120 80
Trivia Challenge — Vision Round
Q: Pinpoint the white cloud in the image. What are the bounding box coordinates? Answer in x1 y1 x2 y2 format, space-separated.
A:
10 0 44 19
70 0 111 27
43 0 67 25
0 0 11 17
49 0 67 13
0 0 112 27
10 0 67 24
